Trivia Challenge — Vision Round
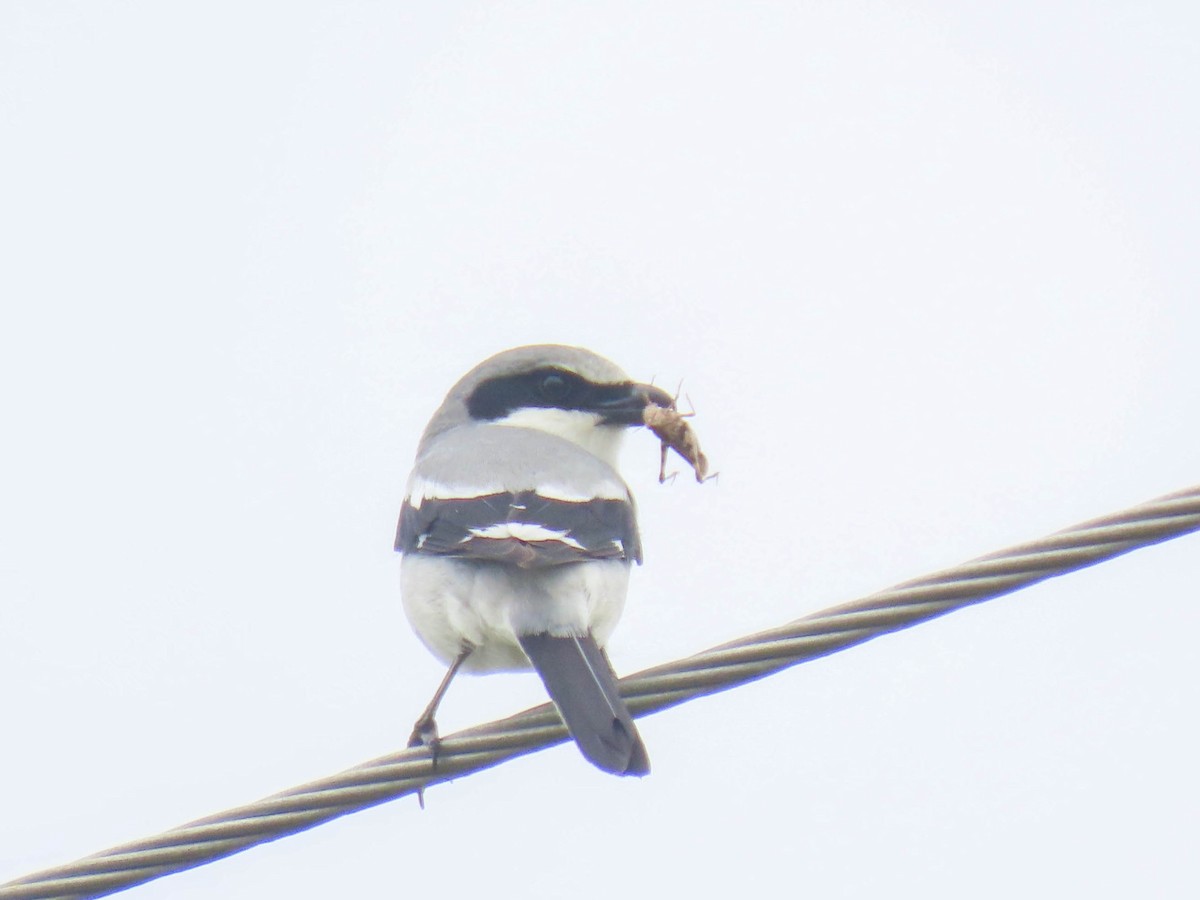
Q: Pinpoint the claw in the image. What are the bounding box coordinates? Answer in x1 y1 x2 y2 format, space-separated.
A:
408 714 443 810
408 717 440 755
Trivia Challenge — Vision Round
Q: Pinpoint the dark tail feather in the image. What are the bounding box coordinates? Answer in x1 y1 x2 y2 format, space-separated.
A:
517 632 650 777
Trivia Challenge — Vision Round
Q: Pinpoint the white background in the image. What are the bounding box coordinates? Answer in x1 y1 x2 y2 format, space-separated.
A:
3 3 1198 898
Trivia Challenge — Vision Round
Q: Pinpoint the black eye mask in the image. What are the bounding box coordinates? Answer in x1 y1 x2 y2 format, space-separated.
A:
466 368 651 424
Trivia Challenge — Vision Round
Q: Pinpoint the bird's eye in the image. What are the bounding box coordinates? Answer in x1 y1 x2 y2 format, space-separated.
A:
539 373 571 403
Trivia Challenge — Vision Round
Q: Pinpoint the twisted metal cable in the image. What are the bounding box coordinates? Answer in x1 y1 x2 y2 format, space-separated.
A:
3 485 1198 900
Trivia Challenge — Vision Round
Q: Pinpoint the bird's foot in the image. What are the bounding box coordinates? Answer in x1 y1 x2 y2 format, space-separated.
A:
408 714 440 752
408 715 441 810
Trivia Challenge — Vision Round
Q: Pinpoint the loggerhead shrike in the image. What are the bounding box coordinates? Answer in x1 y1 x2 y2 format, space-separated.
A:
396 344 675 777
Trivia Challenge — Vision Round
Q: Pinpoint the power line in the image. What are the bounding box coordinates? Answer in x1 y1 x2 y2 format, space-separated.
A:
3 485 1198 900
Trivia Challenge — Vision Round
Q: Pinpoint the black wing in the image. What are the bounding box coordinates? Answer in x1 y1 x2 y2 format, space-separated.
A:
396 490 642 568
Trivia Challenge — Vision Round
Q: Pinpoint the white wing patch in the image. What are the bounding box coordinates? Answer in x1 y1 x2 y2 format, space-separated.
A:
464 522 586 550
405 476 625 509
533 480 626 503
405 477 472 510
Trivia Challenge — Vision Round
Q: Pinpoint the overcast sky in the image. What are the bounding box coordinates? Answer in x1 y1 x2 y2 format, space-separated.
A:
3 3 1199 898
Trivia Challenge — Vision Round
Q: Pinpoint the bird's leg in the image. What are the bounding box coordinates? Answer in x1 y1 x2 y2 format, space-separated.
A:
408 645 472 760
408 646 471 810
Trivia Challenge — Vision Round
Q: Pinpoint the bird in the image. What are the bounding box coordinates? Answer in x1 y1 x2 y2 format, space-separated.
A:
395 344 675 778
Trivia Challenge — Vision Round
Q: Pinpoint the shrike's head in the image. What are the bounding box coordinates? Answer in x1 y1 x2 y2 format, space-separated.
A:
419 344 674 466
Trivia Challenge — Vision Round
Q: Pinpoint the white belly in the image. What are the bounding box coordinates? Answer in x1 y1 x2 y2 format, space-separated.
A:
400 555 632 673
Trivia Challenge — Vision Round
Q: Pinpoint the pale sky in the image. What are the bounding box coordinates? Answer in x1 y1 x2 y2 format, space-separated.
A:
2 3 1198 898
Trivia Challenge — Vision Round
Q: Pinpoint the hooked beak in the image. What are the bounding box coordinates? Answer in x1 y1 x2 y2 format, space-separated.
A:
594 382 676 426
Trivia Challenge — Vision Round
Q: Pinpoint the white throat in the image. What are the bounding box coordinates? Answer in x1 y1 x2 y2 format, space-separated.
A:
495 407 626 467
